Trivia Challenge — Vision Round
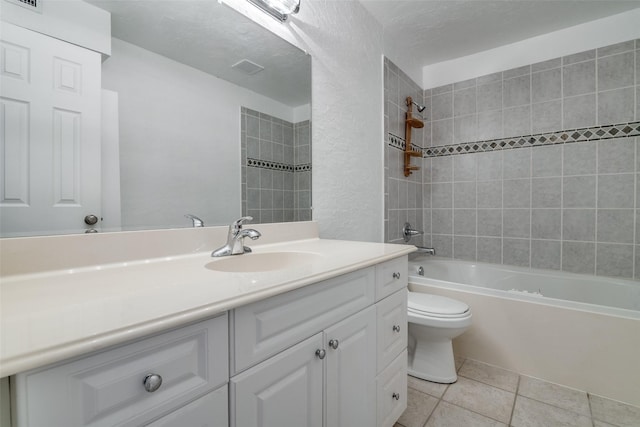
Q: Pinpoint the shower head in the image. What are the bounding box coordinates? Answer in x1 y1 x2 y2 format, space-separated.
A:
412 101 426 113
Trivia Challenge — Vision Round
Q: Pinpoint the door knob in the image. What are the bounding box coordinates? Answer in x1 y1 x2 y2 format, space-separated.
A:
84 214 99 225
328 339 339 350
392 325 401 333
315 349 326 359
392 392 400 400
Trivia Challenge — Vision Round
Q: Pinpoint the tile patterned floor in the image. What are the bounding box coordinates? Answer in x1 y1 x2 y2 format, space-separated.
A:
394 356 640 427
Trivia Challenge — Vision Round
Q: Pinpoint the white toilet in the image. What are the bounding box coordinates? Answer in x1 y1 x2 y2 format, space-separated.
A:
407 291 472 383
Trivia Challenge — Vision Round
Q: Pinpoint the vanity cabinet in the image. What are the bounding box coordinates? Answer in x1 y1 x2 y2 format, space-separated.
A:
11 255 409 427
230 257 408 427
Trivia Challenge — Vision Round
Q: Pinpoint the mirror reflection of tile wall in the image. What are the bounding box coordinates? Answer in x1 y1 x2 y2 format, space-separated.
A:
241 108 312 223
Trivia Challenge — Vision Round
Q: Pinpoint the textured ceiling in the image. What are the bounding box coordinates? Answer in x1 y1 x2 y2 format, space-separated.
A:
88 1 311 107
360 0 640 83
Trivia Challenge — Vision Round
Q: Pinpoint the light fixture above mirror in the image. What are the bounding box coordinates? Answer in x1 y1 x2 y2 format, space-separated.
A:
247 0 300 22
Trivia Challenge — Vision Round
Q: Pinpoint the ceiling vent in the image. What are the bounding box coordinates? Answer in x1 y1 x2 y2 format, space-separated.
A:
231 59 265 76
4 0 42 13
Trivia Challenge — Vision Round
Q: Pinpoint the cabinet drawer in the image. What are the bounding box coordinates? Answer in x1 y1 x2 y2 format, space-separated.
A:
377 289 408 373
376 350 407 427
375 257 408 301
146 385 228 427
232 267 375 373
15 315 228 427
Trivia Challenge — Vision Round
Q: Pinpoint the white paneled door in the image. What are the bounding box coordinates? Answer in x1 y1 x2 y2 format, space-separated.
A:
0 22 101 236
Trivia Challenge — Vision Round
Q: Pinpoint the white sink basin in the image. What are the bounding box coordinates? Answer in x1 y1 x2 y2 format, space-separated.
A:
205 252 322 273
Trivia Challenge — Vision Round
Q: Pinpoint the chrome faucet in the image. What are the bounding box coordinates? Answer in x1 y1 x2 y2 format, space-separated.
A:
211 216 261 257
416 246 436 255
185 214 204 227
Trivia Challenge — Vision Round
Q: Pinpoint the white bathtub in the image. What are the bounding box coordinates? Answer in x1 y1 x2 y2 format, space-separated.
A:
408 256 640 407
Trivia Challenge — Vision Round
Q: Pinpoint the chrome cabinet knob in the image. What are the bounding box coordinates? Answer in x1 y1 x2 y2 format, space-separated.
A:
329 339 339 350
392 392 400 400
85 228 98 234
392 325 401 333
143 373 163 393
315 349 326 360
392 272 401 279
84 214 99 225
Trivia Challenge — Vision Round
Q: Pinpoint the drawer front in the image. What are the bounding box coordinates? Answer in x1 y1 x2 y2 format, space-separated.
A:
146 385 228 427
15 315 228 427
375 257 408 301
233 267 375 373
376 350 408 427
376 289 408 373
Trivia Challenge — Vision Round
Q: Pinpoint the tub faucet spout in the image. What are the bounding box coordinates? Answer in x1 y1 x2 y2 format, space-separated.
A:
416 246 436 255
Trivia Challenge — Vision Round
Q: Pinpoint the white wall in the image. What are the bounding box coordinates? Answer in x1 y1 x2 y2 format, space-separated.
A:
0 0 111 55
223 0 385 242
423 8 640 88
101 38 298 230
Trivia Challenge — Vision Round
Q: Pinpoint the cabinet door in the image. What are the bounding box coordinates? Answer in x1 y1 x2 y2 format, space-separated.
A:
325 306 376 427
231 333 323 427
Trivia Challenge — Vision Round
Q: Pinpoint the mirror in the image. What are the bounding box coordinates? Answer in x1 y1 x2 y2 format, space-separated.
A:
0 0 311 237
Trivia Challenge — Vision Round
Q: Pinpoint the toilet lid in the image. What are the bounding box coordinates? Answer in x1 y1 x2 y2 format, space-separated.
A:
408 292 470 317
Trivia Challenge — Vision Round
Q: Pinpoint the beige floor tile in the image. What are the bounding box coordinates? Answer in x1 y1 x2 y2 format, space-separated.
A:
518 375 590 416
425 401 507 427
458 359 519 392
511 396 592 427
408 375 449 398
397 388 439 427
442 377 515 423
590 394 640 427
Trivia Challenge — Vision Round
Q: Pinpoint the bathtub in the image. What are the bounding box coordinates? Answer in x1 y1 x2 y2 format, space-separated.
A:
408 256 640 407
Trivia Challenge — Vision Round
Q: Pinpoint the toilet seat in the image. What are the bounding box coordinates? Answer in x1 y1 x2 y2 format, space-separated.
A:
408 292 469 318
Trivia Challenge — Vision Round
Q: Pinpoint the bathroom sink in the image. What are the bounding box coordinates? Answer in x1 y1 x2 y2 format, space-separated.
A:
205 252 322 273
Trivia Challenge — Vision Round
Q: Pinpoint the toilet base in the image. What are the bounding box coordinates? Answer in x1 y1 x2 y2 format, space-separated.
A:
408 337 458 384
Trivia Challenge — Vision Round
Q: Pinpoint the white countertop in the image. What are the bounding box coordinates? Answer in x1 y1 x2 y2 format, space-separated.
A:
0 237 414 377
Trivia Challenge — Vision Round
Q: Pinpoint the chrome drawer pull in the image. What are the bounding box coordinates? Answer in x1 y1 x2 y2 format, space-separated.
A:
315 349 326 359
329 339 339 350
392 392 400 400
392 325 401 333
392 272 401 279
143 373 163 393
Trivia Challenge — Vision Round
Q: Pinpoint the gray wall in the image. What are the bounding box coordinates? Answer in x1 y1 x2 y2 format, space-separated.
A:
384 39 640 280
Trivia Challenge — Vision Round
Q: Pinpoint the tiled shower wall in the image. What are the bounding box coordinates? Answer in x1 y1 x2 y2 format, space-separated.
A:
384 58 426 245
384 39 640 279
241 108 311 223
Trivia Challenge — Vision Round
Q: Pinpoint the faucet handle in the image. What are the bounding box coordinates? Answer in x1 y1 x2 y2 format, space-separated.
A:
233 216 253 228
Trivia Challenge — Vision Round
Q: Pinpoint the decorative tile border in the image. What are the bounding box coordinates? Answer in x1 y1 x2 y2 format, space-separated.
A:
388 133 425 155
247 158 311 172
388 121 640 158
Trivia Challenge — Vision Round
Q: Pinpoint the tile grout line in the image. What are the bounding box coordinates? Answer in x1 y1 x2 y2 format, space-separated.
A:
587 391 596 427
509 375 521 426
